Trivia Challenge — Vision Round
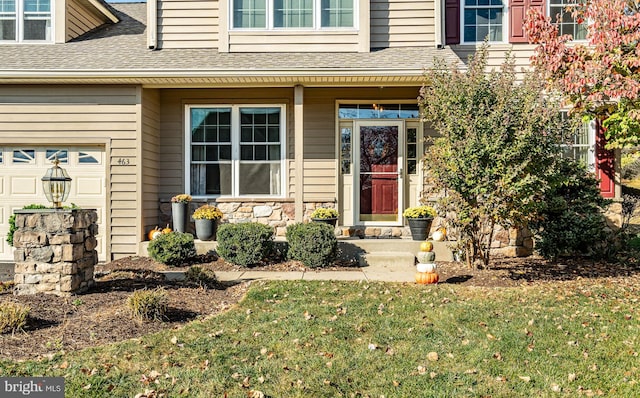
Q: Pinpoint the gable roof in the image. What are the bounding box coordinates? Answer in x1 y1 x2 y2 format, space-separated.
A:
0 2 464 87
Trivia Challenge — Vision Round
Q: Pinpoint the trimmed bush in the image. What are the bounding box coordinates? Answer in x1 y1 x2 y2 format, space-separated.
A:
216 223 274 267
0 302 30 334
286 222 337 268
185 266 218 288
147 232 196 266
127 288 168 321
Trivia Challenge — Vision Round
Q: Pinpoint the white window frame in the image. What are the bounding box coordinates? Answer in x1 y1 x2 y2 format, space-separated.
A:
461 0 508 44
185 104 287 199
231 0 357 30
560 112 595 172
547 0 588 41
0 0 53 43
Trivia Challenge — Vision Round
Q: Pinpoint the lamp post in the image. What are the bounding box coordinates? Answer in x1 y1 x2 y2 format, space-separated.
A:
41 157 72 208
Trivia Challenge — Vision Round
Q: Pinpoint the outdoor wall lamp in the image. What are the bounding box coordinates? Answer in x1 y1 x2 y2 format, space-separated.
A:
42 157 72 208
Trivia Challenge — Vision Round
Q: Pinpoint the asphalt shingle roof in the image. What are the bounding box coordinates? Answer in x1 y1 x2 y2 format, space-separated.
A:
0 2 463 81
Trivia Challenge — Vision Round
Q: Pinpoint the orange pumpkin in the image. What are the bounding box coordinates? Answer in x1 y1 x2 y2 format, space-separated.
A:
162 224 173 234
415 272 439 285
420 241 434 252
148 226 161 241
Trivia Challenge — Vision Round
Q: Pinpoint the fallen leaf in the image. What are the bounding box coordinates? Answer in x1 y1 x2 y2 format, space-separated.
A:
247 390 265 398
519 376 531 382
427 352 439 361
417 366 427 375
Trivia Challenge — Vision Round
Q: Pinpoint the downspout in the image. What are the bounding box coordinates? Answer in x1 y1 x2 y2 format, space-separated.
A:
147 0 158 50
435 0 444 48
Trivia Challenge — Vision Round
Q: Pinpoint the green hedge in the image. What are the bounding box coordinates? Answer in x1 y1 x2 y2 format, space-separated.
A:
286 222 337 268
147 232 197 266
216 222 274 267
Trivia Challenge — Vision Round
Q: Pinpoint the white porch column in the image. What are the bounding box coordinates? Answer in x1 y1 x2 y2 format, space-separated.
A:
294 85 304 222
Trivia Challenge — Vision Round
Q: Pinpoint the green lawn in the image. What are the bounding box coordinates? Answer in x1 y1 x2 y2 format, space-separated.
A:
2 280 639 397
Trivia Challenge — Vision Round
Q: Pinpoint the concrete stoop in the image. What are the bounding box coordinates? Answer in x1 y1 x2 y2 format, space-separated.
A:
358 251 415 268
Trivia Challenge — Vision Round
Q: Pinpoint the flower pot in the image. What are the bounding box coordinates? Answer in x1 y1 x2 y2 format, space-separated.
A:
311 217 338 227
407 218 433 241
172 202 189 233
195 218 217 241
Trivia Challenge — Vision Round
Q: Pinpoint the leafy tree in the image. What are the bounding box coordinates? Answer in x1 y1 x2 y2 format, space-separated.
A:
525 0 640 148
419 44 566 268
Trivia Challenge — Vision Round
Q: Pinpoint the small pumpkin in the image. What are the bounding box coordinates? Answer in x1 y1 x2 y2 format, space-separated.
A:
432 229 446 242
415 271 439 285
417 262 437 273
417 251 436 263
420 241 434 252
148 226 161 241
162 224 173 234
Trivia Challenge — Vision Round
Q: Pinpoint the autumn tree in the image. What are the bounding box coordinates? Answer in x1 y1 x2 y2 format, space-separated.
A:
419 45 566 268
525 0 640 148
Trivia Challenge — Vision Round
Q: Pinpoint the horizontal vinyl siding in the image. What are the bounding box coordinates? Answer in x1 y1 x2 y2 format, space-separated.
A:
66 0 105 41
141 88 161 238
227 31 360 52
157 0 218 49
370 0 435 48
158 88 295 200
452 44 536 73
0 85 141 260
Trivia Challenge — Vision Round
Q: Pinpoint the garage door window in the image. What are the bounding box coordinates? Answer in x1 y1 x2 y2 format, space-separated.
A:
78 152 99 164
0 149 3 164
46 149 68 164
13 149 34 164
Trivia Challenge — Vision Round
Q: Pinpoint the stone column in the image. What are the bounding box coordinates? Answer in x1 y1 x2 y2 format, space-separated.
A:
12 209 98 296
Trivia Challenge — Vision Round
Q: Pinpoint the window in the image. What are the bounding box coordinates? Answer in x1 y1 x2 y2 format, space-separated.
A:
549 0 587 40
232 0 354 29
188 105 285 197
406 127 418 175
12 149 35 164
338 103 419 119
46 149 68 164
0 0 51 42
560 113 594 170
463 0 505 43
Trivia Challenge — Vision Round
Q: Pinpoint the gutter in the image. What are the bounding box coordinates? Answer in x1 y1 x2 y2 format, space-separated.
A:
147 0 158 50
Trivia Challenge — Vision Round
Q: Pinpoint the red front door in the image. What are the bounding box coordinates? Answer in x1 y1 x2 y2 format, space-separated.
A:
357 122 402 223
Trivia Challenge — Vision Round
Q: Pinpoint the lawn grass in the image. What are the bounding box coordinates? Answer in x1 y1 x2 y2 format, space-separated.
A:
1 280 639 397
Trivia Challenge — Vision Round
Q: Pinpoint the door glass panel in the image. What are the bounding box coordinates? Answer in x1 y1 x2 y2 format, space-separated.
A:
359 125 399 222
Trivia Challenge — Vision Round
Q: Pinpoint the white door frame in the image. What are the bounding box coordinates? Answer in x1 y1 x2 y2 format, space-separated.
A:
353 120 405 226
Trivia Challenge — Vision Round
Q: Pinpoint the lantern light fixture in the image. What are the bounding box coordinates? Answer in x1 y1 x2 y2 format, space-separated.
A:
41 156 72 208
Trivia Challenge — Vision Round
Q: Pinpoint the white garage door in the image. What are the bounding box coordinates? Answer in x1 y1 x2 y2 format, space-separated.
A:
0 147 106 262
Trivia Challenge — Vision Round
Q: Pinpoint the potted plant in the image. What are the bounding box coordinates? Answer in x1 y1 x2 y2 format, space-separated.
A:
310 207 339 227
192 204 223 241
403 205 436 241
171 194 192 233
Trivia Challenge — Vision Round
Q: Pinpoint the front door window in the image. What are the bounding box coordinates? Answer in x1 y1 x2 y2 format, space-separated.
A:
356 121 403 224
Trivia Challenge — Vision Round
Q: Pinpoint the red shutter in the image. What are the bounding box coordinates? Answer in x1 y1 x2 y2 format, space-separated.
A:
445 0 460 45
509 0 546 43
595 119 616 198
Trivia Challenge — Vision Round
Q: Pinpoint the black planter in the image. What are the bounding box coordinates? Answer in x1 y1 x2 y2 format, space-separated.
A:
407 218 433 241
311 217 338 227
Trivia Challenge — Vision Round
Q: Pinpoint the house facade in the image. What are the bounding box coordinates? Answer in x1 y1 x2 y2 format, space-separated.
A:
0 0 619 261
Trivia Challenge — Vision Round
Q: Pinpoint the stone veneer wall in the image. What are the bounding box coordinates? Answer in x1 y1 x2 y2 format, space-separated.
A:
13 209 98 296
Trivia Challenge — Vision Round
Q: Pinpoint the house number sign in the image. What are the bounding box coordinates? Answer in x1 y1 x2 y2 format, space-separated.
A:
112 157 134 166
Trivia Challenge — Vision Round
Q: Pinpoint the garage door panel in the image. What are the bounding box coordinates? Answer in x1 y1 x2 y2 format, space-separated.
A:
75 177 104 196
10 177 38 195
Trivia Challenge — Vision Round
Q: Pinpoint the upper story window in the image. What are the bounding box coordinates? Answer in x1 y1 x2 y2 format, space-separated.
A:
232 0 354 29
463 0 505 43
549 0 587 40
0 0 52 42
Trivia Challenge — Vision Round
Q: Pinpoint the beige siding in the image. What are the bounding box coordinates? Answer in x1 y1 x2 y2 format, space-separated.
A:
227 31 361 52
0 85 141 260
370 0 436 48
141 89 161 238
452 44 536 74
158 88 295 199
157 0 218 49
66 0 105 41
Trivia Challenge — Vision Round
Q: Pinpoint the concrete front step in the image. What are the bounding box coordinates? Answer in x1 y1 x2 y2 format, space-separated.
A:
358 251 415 268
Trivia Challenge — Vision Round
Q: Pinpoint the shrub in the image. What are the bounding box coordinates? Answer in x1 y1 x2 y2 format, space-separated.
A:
185 266 218 288
0 302 30 334
147 232 196 266
127 288 168 321
286 222 337 268
6 204 48 246
530 159 611 260
216 223 274 266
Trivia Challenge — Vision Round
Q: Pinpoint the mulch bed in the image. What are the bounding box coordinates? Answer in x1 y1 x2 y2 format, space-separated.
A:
1 254 639 361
